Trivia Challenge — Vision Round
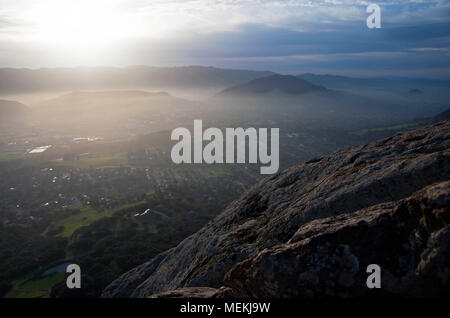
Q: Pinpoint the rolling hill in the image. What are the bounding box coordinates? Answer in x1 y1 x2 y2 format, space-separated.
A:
218 74 326 96
0 100 29 122
210 74 410 130
29 90 194 136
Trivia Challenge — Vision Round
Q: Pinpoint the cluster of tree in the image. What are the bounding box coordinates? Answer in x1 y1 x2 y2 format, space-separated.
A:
50 208 206 297
0 223 67 297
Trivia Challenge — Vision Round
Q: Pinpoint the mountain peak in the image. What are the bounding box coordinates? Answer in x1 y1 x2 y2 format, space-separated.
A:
219 74 326 96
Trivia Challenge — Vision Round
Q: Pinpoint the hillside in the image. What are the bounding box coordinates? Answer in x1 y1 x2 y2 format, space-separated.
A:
103 120 450 298
433 108 450 122
298 73 450 94
297 73 450 114
209 74 410 130
34 90 181 111
29 90 193 136
0 100 29 122
0 66 274 94
218 74 326 96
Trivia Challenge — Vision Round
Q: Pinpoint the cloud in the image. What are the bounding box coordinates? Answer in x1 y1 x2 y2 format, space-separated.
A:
0 0 448 37
0 0 448 78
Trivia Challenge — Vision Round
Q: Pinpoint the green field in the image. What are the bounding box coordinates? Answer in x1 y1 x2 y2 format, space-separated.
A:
49 152 129 169
8 200 149 297
5 272 65 298
44 201 145 238
0 154 23 162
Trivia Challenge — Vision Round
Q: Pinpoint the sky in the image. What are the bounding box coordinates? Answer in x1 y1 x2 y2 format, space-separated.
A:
0 0 449 78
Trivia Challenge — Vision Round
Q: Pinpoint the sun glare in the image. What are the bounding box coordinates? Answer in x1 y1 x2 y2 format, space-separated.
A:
23 0 136 55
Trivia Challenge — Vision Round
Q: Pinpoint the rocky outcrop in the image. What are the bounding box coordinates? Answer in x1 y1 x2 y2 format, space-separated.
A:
102 120 450 298
148 287 222 298
223 181 450 297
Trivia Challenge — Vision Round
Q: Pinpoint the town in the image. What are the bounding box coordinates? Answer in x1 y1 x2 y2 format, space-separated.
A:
171 120 280 174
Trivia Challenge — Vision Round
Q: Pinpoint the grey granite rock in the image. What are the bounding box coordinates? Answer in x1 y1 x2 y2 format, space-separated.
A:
102 120 450 298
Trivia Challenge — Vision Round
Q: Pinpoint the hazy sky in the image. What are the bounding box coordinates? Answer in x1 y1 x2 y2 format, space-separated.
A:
0 0 449 78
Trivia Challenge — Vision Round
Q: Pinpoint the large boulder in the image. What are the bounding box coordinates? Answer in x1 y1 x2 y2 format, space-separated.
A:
223 181 450 297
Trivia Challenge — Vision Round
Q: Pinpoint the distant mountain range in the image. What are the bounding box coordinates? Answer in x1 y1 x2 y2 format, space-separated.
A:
298 73 450 92
212 74 449 123
0 66 448 101
26 89 194 135
212 74 411 127
218 74 326 96
0 66 274 94
35 90 179 110
1 70 448 133
297 73 450 107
